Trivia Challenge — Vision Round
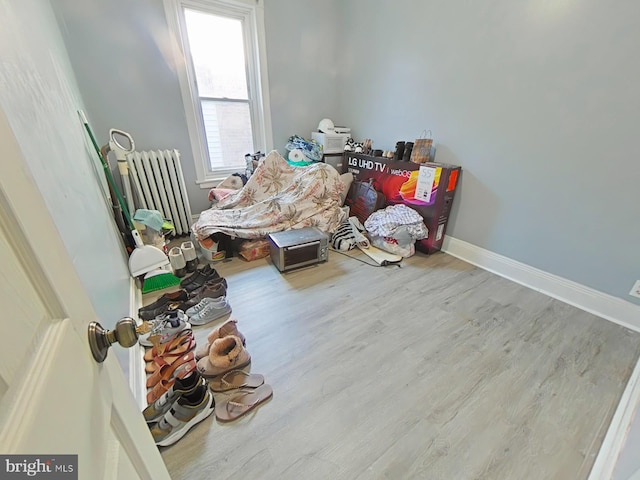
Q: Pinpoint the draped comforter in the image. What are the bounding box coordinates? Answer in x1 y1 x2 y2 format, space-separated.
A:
192 150 347 240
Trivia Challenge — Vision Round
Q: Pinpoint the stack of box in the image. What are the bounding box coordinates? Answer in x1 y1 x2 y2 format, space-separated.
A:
311 131 351 172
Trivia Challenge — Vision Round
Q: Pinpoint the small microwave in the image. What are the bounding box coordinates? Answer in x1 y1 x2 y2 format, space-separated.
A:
267 227 329 272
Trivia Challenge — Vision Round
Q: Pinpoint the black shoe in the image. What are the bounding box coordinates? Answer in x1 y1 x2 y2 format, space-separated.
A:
173 278 228 311
184 270 221 293
180 265 216 288
138 290 188 320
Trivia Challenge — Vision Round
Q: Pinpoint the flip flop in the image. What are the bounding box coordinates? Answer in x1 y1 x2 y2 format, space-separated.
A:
209 370 265 392
215 384 273 422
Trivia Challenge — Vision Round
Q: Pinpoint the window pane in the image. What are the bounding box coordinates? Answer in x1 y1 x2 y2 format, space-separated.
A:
184 9 248 99
202 100 254 170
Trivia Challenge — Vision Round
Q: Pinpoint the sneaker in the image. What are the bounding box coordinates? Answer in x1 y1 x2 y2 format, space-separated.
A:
181 242 198 273
143 371 206 424
189 299 232 326
180 282 227 311
191 276 227 293
138 290 188 320
139 310 191 347
180 265 217 289
183 269 222 293
169 247 187 278
185 296 227 317
150 384 215 447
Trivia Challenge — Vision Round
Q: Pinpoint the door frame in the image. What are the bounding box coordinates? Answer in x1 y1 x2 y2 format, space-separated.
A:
0 107 169 479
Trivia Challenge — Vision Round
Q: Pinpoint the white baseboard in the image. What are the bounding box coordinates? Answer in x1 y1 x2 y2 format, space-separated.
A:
441 236 640 333
441 235 640 479
128 277 147 410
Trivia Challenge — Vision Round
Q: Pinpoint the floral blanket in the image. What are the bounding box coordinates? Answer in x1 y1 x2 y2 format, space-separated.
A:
192 150 347 240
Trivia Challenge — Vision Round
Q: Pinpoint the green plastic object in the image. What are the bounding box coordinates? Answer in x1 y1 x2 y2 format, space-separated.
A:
79 111 133 228
142 269 181 294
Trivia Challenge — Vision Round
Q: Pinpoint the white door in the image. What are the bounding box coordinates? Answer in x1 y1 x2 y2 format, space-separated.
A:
0 107 170 478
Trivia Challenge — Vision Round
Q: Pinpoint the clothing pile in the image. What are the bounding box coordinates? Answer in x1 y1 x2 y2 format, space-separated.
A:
285 134 323 164
138 265 272 447
331 205 429 258
364 204 429 257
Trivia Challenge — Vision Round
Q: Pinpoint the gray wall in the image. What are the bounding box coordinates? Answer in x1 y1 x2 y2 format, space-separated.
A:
264 0 342 151
0 0 132 362
52 0 204 210
338 0 640 304
51 0 639 304
53 0 343 215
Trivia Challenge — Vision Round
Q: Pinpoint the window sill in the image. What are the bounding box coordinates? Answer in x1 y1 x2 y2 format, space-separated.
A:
196 166 248 189
195 177 229 189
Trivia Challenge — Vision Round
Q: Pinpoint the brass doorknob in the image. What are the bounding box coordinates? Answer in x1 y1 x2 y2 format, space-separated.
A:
88 318 149 363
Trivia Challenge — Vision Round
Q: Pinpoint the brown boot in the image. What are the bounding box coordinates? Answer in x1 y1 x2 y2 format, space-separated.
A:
196 335 250 378
195 319 246 360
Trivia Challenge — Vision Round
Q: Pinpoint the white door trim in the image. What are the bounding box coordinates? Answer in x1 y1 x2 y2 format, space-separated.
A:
0 320 69 446
0 105 169 478
128 278 147 410
129 277 148 410
588 356 640 480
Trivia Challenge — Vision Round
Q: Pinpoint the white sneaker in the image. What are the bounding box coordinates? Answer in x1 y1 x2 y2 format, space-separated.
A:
185 297 227 317
139 310 191 347
169 247 187 278
181 241 198 273
189 299 232 326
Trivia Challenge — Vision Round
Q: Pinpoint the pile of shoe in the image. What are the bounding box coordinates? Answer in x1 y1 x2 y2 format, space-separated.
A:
142 319 272 446
139 264 271 447
138 265 231 407
195 320 272 423
138 264 232 327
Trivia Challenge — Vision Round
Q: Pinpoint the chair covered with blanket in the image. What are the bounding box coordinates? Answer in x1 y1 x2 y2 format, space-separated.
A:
192 150 347 241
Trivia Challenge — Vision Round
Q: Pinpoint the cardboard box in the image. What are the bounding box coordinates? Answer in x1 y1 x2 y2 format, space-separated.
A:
344 153 461 254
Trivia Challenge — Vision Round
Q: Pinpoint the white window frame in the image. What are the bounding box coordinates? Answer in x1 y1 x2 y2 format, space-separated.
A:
163 0 273 188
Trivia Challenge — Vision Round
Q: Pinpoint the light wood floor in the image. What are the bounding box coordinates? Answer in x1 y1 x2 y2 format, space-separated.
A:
159 250 640 480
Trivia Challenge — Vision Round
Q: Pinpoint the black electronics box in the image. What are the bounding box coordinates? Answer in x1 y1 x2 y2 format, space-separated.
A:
344 153 461 254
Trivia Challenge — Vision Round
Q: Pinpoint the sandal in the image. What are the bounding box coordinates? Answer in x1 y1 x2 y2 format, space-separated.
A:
144 329 192 362
215 384 273 422
209 370 264 392
146 351 195 388
146 361 197 404
145 333 195 374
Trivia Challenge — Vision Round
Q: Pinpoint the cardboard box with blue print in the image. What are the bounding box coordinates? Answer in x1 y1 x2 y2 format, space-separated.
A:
344 153 461 254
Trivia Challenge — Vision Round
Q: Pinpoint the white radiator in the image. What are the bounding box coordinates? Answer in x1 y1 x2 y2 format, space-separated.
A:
126 149 193 236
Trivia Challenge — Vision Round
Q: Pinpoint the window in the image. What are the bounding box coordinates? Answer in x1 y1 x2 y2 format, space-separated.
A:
164 0 272 185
